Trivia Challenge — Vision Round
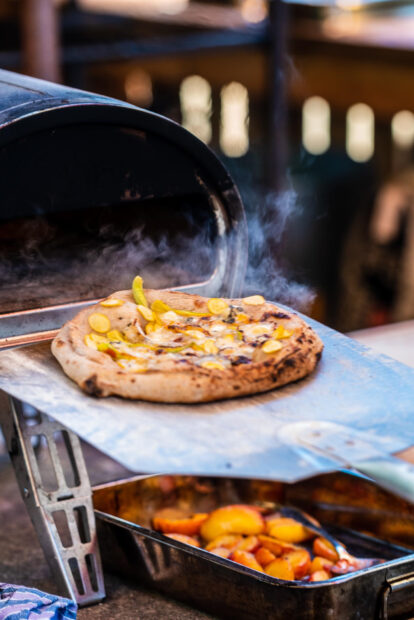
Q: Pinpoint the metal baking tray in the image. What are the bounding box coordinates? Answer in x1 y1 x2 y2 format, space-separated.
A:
93 472 414 620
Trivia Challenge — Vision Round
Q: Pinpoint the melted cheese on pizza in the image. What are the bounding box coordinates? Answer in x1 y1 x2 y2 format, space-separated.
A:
84 292 294 373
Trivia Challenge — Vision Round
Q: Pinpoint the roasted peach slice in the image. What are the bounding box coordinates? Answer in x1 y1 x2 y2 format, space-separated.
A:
265 558 295 581
205 534 242 551
165 533 200 547
153 513 208 536
309 569 331 582
230 550 264 573
282 549 311 579
267 518 312 543
207 547 232 559
258 535 295 556
235 535 260 553
312 537 340 563
310 556 334 574
255 547 276 567
200 505 265 541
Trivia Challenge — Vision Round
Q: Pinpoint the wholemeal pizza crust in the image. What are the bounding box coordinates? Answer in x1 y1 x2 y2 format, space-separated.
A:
51 289 323 403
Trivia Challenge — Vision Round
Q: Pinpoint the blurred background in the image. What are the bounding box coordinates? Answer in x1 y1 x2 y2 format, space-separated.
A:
2 0 414 333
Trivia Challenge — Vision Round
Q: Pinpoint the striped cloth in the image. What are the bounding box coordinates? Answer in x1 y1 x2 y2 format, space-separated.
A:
0 584 77 619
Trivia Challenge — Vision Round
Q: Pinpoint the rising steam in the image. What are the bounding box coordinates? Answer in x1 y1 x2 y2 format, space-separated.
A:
243 189 315 312
0 188 314 314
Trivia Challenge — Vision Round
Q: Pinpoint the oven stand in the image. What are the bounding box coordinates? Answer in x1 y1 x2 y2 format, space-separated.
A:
0 395 105 606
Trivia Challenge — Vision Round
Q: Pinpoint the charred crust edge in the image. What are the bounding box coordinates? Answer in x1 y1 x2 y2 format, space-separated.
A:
83 374 104 397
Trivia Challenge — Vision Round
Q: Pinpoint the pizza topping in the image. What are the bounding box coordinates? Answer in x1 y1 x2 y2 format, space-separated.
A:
175 308 210 318
132 275 148 307
151 299 170 314
106 329 125 341
207 298 230 316
262 340 283 354
216 334 235 349
144 326 179 345
184 329 206 340
159 311 181 325
200 340 219 355
86 277 298 372
88 312 111 333
209 321 230 335
273 325 293 340
157 345 188 354
137 304 155 322
242 295 265 306
97 341 126 357
145 322 161 335
235 312 249 323
89 333 107 344
200 360 225 370
151 299 209 318
100 298 124 308
84 334 99 349
241 323 272 339
117 358 148 372
123 322 145 342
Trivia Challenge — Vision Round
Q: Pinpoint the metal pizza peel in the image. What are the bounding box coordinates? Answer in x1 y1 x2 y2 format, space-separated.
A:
1 312 414 484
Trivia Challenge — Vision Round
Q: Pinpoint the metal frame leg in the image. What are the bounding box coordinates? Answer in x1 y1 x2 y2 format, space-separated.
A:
0 396 105 606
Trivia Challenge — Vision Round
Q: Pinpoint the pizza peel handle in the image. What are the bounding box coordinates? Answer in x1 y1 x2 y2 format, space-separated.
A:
279 422 414 504
354 456 414 504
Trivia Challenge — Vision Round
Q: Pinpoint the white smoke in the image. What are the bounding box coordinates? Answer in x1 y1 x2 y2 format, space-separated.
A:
244 189 315 311
0 212 215 313
0 187 314 314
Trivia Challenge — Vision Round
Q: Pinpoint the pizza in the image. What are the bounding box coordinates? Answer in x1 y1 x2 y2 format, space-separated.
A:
51 277 323 403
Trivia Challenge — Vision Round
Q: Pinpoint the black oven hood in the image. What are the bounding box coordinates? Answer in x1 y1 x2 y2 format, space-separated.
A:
0 69 247 344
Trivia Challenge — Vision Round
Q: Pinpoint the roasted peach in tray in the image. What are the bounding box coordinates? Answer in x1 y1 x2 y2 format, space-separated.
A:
152 503 383 582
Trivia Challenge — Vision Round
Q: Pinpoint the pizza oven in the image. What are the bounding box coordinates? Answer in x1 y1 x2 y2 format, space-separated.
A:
0 69 247 349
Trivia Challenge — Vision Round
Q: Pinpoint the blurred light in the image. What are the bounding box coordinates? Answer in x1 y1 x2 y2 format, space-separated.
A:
346 103 374 162
241 0 268 23
392 110 414 150
180 75 212 144
322 13 363 38
335 0 362 11
79 0 189 17
302 96 331 155
220 82 249 158
157 0 188 15
125 69 153 107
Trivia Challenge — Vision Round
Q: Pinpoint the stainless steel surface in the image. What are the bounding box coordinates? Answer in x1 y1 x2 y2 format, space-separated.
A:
1 315 414 481
382 572 414 620
93 473 414 619
0 396 105 606
279 421 414 503
0 300 97 349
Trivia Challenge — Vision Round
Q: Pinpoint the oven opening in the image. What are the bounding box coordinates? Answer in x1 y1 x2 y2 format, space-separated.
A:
0 195 217 314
